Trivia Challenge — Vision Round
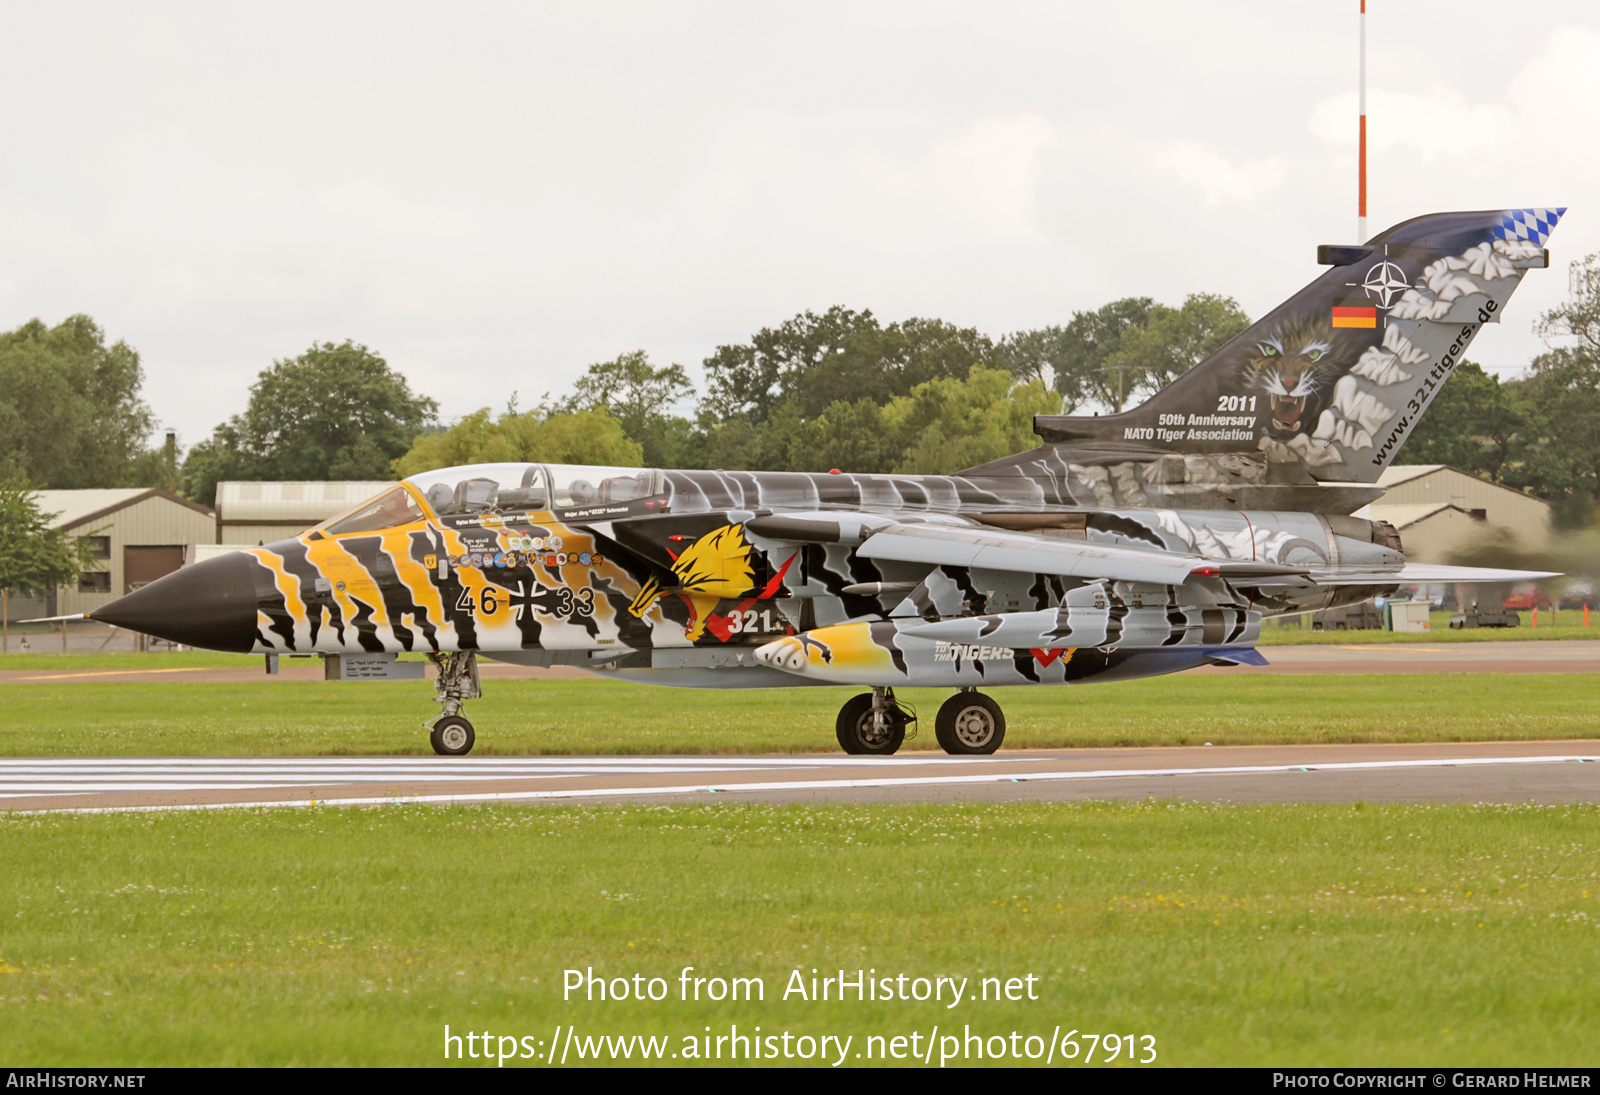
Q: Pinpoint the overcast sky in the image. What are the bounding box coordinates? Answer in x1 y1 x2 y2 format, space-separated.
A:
3 1 1598 450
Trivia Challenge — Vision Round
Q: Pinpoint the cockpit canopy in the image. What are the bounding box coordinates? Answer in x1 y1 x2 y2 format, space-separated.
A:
404 463 664 517
314 463 667 537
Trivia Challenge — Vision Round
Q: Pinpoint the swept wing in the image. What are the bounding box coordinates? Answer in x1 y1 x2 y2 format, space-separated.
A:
852 521 1555 588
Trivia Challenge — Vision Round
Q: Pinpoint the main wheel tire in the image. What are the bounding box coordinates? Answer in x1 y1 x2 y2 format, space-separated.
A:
835 693 906 755
430 715 475 756
934 692 1005 755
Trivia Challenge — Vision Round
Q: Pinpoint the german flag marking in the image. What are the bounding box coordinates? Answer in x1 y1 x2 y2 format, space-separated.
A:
1331 305 1378 329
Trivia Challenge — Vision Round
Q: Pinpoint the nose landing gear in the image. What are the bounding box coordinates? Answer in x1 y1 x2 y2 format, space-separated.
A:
428 651 481 756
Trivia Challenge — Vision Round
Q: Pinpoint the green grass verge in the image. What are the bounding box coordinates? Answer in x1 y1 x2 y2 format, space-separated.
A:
0 651 266 671
1 801 1596 1066
1260 611 1596 644
4 674 1599 756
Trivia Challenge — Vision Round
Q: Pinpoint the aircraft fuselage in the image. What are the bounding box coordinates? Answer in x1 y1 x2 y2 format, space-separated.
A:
100 462 1402 689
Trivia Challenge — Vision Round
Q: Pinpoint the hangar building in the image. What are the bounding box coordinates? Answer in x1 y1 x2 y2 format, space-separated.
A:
4 489 217 623
213 481 395 546
1355 465 1552 564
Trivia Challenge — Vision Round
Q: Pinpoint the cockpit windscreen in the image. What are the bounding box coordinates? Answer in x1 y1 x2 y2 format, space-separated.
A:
321 487 425 536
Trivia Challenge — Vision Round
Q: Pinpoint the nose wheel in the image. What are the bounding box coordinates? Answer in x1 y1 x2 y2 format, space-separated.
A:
428 651 482 756
934 691 1005 755
430 715 475 756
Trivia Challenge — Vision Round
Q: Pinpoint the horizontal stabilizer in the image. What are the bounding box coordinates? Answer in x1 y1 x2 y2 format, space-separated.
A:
1308 563 1560 586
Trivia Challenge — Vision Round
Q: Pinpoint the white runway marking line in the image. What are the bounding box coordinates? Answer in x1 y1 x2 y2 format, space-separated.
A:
0 756 962 770
0 755 990 799
3 754 1593 813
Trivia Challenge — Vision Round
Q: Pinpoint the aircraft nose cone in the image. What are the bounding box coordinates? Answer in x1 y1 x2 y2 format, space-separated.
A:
90 550 261 654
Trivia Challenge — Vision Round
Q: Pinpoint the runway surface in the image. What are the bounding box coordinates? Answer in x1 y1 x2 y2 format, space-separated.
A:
2 640 1597 685
1198 640 1600 675
4 741 1598 812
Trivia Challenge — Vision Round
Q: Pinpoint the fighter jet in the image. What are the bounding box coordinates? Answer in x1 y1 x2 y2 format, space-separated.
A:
88 209 1564 755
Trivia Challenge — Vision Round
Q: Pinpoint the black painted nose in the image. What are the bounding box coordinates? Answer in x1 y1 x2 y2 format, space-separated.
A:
90 550 260 654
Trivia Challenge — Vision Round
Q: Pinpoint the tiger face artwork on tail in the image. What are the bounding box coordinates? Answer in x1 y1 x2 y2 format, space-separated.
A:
1239 314 1361 438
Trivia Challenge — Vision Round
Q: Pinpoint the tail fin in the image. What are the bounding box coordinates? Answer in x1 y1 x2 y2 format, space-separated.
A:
1032 208 1564 484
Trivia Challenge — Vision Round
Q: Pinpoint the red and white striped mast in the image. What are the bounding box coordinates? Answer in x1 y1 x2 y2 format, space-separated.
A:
1358 0 1368 242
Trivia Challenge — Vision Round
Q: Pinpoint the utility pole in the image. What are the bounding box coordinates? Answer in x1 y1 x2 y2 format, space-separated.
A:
1103 362 1137 413
1359 0 1368 243
164 429 178 493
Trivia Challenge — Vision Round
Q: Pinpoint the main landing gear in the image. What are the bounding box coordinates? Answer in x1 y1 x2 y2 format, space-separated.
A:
428 651 481 756
835 687 913 755
833 687 1008 756
933 689 1005 755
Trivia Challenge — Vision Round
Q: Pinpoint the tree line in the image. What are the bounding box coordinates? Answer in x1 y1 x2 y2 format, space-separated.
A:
4 263 1600 528
397 295 1251 480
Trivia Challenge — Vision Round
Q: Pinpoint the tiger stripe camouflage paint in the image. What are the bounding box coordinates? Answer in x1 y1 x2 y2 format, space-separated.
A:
80 210 1564 755
224 463 1395 689
751 619 1264 688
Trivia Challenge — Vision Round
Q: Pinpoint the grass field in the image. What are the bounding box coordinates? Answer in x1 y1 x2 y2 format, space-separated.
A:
4 654 1597 1068
0 650 259 671
1 800 1596 1067
3 673 1600 755
1260 610 1596 644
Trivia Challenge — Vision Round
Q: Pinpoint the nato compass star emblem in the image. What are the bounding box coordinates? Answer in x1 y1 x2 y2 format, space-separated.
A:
1360 261 1411 309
